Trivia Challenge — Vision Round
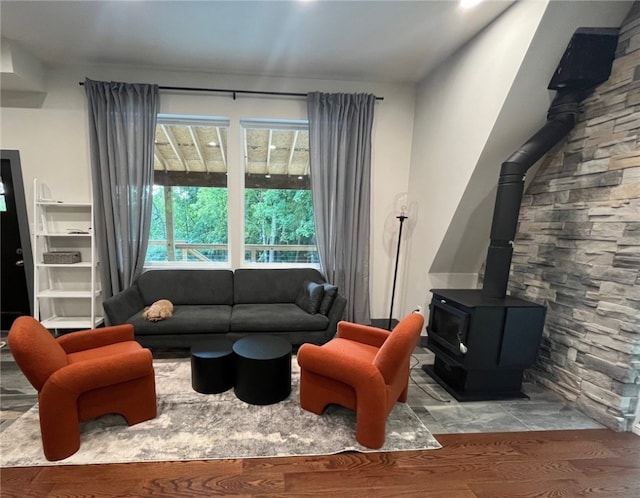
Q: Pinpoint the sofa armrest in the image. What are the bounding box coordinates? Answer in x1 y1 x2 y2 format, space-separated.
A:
103 285 145 326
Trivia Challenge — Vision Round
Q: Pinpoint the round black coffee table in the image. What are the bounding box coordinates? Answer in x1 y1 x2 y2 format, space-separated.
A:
233 335 292 405
190 338 235 394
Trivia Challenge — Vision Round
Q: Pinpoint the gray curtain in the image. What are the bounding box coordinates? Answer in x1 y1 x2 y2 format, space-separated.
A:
307 92 376 324
85 78 159 302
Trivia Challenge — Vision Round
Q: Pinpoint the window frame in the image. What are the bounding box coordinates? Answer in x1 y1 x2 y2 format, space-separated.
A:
240 118 317 268
144 114 319 271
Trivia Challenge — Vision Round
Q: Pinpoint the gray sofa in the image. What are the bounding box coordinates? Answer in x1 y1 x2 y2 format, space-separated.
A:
102 268 347 348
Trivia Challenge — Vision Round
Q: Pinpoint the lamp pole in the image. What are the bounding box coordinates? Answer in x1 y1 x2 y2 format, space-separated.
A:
388 212 408 330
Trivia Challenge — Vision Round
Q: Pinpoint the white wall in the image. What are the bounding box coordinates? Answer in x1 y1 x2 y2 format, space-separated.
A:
0 64 416 320
5 0 629 322
403 0 550 315
403 0 633 316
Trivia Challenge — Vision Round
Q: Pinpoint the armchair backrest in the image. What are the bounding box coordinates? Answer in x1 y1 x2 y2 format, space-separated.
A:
373 312 424 386
7 316 68 391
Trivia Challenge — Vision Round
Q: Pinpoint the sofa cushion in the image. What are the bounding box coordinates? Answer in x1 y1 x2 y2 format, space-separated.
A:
318 284 338 315
128 305 232 335
230 304 329 332
295 281 325 314
233 268 325 304
137 270 234 305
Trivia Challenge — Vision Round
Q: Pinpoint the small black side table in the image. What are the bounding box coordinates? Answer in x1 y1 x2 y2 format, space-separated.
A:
233 335 292 405
190 339 235 394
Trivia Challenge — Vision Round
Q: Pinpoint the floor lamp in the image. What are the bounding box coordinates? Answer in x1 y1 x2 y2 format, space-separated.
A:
388 209 408 330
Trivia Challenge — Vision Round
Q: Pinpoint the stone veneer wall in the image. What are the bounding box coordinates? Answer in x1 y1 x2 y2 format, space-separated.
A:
509 3 640 431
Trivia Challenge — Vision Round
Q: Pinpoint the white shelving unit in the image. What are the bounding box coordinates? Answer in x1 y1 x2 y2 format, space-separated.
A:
32 179 103 331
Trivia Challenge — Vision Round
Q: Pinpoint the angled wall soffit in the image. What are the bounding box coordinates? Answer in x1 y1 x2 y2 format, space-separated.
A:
1 38 47 107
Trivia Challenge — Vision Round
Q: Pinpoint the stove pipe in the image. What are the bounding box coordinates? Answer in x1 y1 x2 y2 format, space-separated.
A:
482 28 619 299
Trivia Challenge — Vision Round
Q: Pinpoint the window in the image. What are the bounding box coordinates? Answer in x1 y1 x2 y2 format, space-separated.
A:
241 119 317 264
145 116 318 267
0 177 6 212
146 116 229 264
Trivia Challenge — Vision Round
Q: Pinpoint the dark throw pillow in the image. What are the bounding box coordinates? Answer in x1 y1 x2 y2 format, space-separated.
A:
295 281 325 314
318 284 338 315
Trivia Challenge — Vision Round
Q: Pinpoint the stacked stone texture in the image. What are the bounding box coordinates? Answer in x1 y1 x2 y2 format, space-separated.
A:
510 4 640 431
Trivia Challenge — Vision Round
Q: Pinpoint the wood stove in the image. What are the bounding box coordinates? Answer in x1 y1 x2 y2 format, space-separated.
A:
423 289 546 401
422 28 618 402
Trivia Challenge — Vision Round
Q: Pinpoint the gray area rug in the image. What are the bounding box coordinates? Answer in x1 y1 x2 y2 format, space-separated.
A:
0 358 441 467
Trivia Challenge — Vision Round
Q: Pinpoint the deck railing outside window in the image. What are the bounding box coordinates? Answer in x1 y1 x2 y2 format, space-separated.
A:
147 241 318 264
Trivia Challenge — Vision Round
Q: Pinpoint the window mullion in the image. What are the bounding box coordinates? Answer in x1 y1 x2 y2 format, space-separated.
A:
226 120 244 268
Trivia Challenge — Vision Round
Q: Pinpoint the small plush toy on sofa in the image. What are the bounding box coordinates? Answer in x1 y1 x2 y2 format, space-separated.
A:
142 299 173 321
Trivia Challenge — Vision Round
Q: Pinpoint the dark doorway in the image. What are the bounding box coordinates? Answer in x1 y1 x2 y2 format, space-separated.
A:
1 150 33 330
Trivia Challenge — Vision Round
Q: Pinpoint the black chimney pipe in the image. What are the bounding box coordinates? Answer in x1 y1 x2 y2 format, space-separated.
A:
482 28 619 299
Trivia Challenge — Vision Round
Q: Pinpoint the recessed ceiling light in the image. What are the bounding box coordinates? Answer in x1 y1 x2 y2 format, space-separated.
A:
265 174 271 179
208 141 217 147
269 145 277 150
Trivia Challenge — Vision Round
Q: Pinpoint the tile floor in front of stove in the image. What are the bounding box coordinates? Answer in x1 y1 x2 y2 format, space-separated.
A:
0 339 605 435
407 347 604 434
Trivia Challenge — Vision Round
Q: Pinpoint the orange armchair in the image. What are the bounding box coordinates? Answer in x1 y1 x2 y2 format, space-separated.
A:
297 311 424 448
8 316 157 461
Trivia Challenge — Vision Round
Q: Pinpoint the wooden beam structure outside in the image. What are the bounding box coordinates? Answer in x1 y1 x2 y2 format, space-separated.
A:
153 170 310 190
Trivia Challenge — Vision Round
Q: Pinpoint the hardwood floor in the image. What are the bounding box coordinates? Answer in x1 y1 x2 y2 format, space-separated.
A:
1 429 638 497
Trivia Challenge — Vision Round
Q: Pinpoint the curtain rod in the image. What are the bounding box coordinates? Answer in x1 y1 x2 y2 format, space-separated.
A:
78 82 383 101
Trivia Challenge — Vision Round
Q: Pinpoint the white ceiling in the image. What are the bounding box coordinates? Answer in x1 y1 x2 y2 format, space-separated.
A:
0 0 513 84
